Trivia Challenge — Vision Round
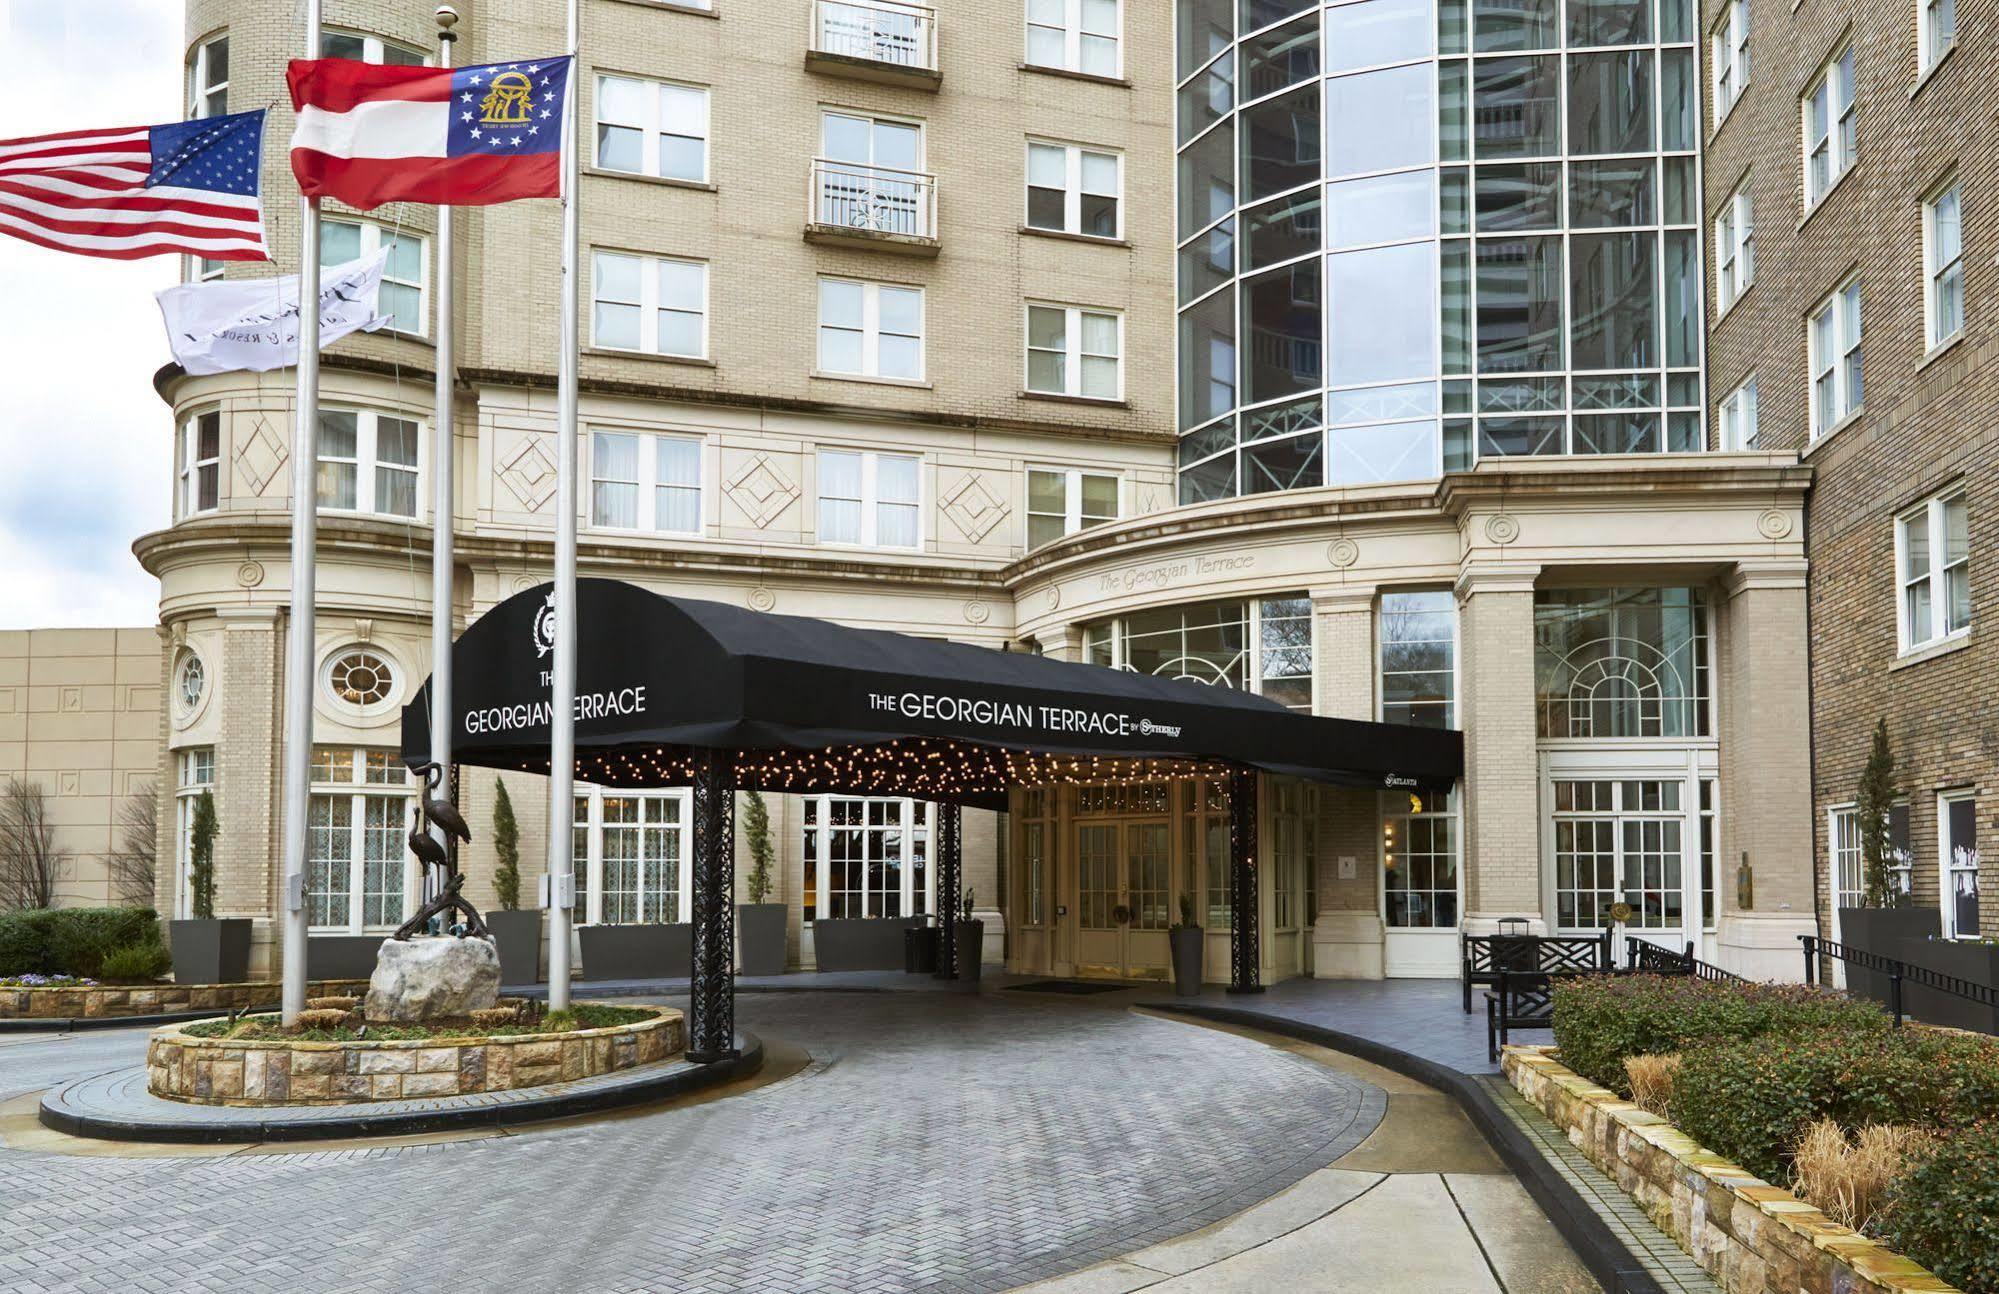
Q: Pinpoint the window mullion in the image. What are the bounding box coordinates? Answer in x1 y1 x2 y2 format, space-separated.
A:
349 788 366 933
1066 147 1082 233
645 81 663 180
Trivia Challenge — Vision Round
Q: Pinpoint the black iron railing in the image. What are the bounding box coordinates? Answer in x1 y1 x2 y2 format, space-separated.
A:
1800 934 1999 1030
1624 936 1747 984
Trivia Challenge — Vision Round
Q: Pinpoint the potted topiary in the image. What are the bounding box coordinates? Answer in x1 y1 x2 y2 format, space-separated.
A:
483 779 543 986
1170 892 1203 997
1838 722 1939 1002
168 788 251 983
736 790 788 976
953 886 984 982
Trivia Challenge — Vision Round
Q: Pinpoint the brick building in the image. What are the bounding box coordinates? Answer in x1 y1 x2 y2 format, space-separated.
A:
1701 0 1990 939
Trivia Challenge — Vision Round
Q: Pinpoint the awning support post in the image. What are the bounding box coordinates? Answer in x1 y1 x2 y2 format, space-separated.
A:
1227 767 1263 995
934 801 962 980
687 750 738 1062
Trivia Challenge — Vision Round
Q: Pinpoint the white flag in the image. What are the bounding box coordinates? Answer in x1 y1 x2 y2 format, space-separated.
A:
154 251 391 375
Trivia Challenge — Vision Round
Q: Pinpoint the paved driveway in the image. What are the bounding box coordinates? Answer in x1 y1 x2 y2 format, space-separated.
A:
0 992 1379 1294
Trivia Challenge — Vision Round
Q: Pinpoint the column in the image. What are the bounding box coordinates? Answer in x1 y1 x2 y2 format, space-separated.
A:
1716 561 1815 979
687 749 737 1062
1456 566 1545 933
1310 586 1385 977
933 801 963 980
1228 767 1262 994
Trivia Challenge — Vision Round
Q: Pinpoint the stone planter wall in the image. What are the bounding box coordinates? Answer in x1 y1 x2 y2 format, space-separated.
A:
146 1004 684 1106
1 978 369 1021
1502 1046 1959 1294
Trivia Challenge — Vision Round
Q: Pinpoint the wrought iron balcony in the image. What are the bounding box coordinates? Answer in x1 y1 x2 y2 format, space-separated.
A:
805 159 939 256
806 0 941 89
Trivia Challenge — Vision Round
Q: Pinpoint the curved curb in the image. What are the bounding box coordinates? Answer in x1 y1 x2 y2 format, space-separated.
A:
37 1032 764 1145
1 1006 285 1035
1146 1002 1669 1294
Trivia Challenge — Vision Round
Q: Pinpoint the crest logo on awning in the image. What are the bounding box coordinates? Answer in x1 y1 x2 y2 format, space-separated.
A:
534 591 556 659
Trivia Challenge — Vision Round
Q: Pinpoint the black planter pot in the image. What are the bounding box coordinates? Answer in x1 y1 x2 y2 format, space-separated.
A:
1899 938 1999 1033
485 909 543 986
1835 907 1939 1004
814 917 926 971
306 935 384 980
167 918 252 984
1170 926 1204 997
954 919 986 981
578 923 693 980
737 904 789 977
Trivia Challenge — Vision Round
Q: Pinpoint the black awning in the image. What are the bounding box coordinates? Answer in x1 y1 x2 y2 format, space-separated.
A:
401 579 1462 807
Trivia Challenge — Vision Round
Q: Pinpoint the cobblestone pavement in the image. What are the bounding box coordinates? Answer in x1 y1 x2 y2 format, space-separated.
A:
0 993 1381 1294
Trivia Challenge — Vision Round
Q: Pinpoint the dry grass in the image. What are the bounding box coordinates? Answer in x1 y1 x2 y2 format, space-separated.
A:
1624 1053 1681 1117
1790 1119 1937 1230
305 995 358 1012
470 1006 521 1029
294 1007 352 1030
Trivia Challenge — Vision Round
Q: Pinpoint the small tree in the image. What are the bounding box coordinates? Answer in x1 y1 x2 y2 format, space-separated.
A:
492 778 522 911
0 776 63 911
187 788 218 919
742 789 774 905
1855 719 1901 908
107 784 158 907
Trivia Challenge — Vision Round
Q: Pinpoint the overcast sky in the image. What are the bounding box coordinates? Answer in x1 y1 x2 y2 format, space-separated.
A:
1 1 182 629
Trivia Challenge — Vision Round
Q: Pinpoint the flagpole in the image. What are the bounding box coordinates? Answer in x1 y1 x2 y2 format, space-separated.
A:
545 0 580 1011
280 0 324 1026
429 6 458 906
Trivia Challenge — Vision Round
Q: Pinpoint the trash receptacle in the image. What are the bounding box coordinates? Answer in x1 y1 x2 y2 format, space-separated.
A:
904 922 939 974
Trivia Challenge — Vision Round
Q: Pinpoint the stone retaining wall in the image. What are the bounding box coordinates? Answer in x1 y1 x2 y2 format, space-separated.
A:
1502 1045 1958 1294
1 979 370 1021
146 1005 684 1105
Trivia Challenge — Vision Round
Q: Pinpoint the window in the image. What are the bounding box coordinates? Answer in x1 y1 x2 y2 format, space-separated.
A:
570 788 690 925
319 30 425 64
316 409 420 517
173 748 215 919
1830 804 1862 912
1940 790 1980 939
1018 789 1052 925
1535 588 1711 739
595 75 708 183
305 747 413 933
1552 778 1686 930
1715 185 1753 311
1384 788 1459 929
1719 376 1758 449
1026 304 1123 400
188 35 228 118
1896 487 1970 652
173 651 206 722
1712 0 1749 122
1270 781 1311 930
1802 46 1856 207
818 449 919 548
1026 0 1120 78
817 278 923 380
1808 281 1862 435
178 410 220 517
322 647 399 714
318 221 426 335
1026 141 1121 238
183 255 225 284
1924 180 1963 348
1920 0 1956 74
590 432 702 533
1380 591 1456 728
802 797 930 922
591 252 707 358
1026 468 1119 548
1700 778 1717 929
1084 596 1315 711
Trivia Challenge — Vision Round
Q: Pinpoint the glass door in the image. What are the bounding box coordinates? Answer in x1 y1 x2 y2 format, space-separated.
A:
820 111 923 234
1542 751 1710 955
1072 819 1172 979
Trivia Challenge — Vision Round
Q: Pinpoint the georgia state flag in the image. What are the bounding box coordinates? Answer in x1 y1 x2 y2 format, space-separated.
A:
287 56 573 210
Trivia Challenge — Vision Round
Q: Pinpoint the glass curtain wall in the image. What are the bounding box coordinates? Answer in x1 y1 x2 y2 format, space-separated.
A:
1174 0 1703 503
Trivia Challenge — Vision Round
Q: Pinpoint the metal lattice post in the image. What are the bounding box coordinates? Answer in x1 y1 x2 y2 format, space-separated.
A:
934 801 962 980
687 751 738 1062
1227 767 1263 994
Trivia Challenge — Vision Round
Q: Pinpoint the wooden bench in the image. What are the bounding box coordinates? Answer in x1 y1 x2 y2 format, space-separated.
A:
1461 929 1611 1013
1486 969 1564 1061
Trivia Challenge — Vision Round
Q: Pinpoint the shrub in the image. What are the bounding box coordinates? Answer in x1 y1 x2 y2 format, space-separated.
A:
491 778 521 912
0 906 160 977
1673 1028 1999 1184
1791 1119 1934 1230
1872 1121 1999 1294
99 942 171 982
1551 974 1889 1095
1625 1053 1680 1118
187 789 217 919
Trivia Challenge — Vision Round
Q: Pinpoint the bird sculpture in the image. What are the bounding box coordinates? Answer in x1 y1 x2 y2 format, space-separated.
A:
394 782 490 941
417 761 471 849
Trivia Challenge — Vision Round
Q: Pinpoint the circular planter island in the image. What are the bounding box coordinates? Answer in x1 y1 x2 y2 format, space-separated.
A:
147 1003 684 1105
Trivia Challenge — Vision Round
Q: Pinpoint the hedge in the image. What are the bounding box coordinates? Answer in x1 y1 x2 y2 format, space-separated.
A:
1872 1120 1999 1294
0 907 161 978
1550 973 1889 1096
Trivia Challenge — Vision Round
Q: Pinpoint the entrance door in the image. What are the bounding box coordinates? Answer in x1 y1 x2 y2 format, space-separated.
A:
1074 820 1172 980
1382 788 1462 977
1544 767 1702 954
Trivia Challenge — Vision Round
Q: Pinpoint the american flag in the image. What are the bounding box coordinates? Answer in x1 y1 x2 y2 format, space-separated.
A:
0 110 268 261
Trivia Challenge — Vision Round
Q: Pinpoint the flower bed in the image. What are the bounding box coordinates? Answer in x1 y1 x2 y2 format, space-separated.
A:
146 1003 684 1105
1 977 370 1021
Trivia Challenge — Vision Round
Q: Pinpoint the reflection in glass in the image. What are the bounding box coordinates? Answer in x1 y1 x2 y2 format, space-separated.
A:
1660 49 1695 150
1180 416 1238 465
1179 52 1234 145
1240 84 1321 200
1179 218 1235 305
1479 416 1565 456
1328 421 1440 484
1473 57 1560 157
1243 262 1323 402
1178 289 1237 429
1567 50 1652 155
1181 452 1238 505
1439 60 1468 160
1241 0 1315 31
1662 156 1695 223
1244 432 1324 493
1475 164 1562 230
1328 170 1433 247
1663 229 1698 367
1239 14 1318 100
1178 120 1236 234
1442 239 1472 371
1477 236 1564 372
1566 0 1647 47
1573 411 1661 453
1570 232 1657 370
1243 393 1324 442
1569 159 1654 227
1324 0 1433 74
1330 242 1435 386
1179 0 1233 78
1473 0 1558 52
1245 190 1322 268
1327 63 1434 175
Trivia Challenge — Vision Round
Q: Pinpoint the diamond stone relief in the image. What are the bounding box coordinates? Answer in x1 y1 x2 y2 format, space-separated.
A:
725 453 801 529
233 416 288 496
497 436 558 512
940 472 1009 544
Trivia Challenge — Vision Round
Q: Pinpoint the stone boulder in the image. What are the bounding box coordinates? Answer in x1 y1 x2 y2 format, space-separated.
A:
364 936 501 1023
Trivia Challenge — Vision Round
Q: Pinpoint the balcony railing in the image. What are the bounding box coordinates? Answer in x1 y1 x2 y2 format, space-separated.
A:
806 159 938 254
807 0 940 88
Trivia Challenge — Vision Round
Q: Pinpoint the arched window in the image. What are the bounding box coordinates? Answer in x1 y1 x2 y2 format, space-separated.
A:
321 647 398 714
173 651 207 722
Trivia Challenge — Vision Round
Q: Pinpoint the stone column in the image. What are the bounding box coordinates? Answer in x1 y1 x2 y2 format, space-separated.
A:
1456 566 1545 934
1038 623 1084 663
217 608 284 977
1310 586 1386 977
1715 561 1815 979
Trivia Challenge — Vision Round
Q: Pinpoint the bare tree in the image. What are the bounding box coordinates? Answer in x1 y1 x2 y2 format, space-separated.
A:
0 776 63 911
107 783 158 908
